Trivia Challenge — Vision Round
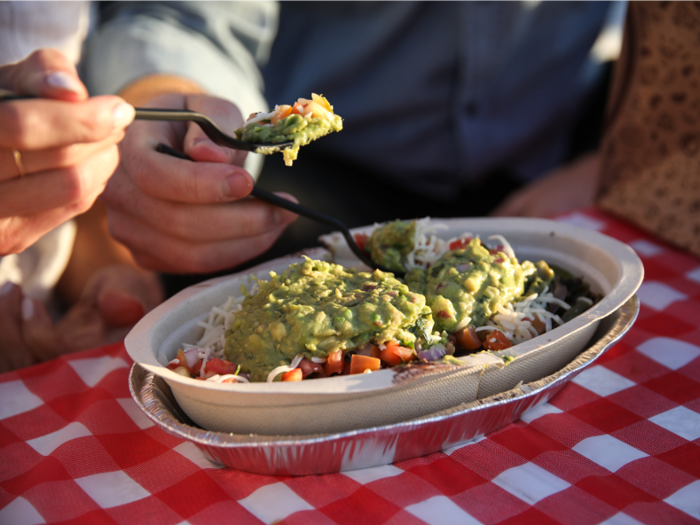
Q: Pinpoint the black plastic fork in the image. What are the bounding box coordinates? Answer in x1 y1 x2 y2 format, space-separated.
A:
154 143 395 275
134 108 293 155
0 89 392 274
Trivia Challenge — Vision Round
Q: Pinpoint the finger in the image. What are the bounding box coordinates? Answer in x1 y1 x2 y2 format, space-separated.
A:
0 169 109 254
108 212 290 273
0 144 120 218
0 49 87 101
183 94 247 167
118 125 255 204
0 96 134 150
54 303 106 352
0 131 124 182
105 170 297 242
97 289 146 327
0 284 38 372
184 120 248 167
19 297 67 363
79 265 155 327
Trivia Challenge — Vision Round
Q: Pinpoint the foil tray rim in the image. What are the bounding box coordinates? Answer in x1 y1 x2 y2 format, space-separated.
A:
129 296 639 448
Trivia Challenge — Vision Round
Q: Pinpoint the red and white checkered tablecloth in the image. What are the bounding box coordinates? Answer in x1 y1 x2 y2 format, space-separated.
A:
1 209 699 525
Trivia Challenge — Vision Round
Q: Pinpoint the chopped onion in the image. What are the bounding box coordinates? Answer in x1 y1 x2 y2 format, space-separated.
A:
418 344 447 362
183 348 200 368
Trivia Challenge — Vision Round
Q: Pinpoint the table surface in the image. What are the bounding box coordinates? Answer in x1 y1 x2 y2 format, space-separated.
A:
1 209 699 525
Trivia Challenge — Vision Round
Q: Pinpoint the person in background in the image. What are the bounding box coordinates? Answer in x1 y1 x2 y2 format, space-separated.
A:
83 1 625 291
0 2 163 372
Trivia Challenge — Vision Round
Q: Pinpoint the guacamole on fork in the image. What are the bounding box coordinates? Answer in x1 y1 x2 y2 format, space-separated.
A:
234 94 343 166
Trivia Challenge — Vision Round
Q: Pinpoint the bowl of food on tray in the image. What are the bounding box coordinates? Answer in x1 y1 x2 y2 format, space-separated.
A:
125 217 643 436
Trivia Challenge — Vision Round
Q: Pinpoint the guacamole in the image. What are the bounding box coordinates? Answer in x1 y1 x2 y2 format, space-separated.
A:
405 238 554 332
224 257 431 382
366 220 416 273
234 94 343 166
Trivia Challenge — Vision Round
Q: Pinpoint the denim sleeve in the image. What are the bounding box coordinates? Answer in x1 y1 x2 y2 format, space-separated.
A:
82 1 279 176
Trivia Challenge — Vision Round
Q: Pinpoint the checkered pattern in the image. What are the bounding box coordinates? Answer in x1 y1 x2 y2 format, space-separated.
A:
1 209 699 525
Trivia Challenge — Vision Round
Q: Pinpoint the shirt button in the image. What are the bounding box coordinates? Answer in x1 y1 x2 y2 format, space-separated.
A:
465 101 478 116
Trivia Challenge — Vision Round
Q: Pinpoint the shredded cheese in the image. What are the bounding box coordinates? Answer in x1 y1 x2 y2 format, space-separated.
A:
266 354 304 383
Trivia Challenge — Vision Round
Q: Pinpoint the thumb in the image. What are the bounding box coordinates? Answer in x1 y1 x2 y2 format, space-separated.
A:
82 265 163 327
97 288 147 327
0 48 87 101
183 94 248 166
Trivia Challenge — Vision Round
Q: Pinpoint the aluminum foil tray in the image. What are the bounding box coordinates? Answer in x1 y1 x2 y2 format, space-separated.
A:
129 296 639 476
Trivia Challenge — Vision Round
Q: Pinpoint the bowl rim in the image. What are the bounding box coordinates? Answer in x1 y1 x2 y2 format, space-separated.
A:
128 296 641 448
124 217 644 394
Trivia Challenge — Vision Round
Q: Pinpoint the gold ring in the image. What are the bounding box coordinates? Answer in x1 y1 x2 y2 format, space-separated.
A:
12 149 26 177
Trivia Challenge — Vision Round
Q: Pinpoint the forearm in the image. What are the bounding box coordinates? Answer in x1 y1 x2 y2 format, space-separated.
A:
490 151 601 218
56 199 163 307
83 1 274 116
117 73 206 106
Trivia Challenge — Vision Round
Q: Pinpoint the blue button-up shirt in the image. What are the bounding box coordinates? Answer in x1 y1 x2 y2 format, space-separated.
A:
86 1 615 198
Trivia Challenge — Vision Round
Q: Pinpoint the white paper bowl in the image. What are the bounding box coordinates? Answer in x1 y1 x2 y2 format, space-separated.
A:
125 218 643 435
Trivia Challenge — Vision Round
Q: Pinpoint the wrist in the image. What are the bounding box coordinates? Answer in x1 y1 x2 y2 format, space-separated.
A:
117 73 206 106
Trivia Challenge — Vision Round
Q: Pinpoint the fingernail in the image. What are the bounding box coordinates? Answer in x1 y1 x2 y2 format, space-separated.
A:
0 281 14 296
112 102 135 130
223 172 252 199
45 71 84 94
21 297 34 321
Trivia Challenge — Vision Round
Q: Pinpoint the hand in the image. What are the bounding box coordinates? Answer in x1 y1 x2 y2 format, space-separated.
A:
102 91 298 273
0 49 135 255
490 152 601 218
0 265 163 373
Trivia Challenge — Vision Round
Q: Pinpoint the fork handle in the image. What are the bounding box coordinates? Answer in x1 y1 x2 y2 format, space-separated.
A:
0 92 286 154
251 189 387 272
135 108 260 151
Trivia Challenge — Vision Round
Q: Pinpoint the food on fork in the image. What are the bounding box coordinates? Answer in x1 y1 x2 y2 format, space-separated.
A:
234 94 343 166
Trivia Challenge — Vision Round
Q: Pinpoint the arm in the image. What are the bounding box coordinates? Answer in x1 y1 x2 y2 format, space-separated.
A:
490 151 601 218
84 1 277 151
0 199 165 373
82 2 298 273
0 49 134 254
